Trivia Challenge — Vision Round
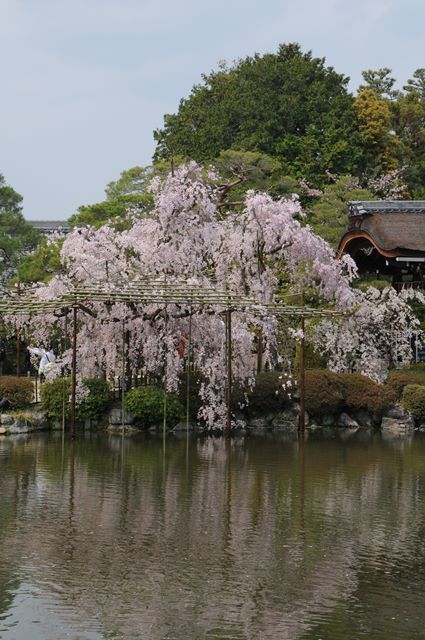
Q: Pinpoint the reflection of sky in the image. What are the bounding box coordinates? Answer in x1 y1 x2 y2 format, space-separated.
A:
0 0 424 220
0 581 101 640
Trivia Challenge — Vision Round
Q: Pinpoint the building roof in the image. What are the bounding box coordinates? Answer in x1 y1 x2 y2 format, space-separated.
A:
338 200 425 257
349 200 425 217
28 220 70 234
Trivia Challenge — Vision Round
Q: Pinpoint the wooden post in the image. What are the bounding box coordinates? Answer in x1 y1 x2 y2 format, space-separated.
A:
226 308 232 436
163 304 168 441
257 328 263 374
299 293 306 435
16 281 21 377
186 307 192 434
70 306 77 439
121 319 126 433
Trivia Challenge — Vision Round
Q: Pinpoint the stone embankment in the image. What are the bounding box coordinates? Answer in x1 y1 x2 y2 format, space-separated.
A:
104 401 418 436
0 411 49 435
0 403 419 436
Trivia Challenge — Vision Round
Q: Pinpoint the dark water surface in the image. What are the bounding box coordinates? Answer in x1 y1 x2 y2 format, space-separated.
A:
1 431 425 639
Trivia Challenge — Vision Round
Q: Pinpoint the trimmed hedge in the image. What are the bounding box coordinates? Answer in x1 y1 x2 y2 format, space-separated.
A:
304 370 394 417
387 367 425 399
181 369 394 421
41 377 111 420
337 372 396 414
304 370 343 415
125 385 184 426
401 384 425 423
0 376 33 408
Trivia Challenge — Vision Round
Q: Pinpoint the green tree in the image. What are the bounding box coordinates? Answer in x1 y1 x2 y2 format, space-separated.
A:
0 174 40 277
353 89 400 176
68 163 181 229
212 150 300 211
359 68 398 99
403 68 425 98
308 176 375 248
154 43 365 186
393 74 425 197
68 198 135 229
17 236 63 283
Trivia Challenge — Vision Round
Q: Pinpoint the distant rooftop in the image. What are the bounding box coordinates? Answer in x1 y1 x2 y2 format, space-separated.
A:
349 200 425 217
27 220 70 234
339 200 425 257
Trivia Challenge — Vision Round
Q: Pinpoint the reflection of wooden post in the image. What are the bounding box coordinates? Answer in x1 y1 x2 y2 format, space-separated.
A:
70 306 77 439
16 281 21 377
299 294 305 435
121 320 126 432
226 308 232 436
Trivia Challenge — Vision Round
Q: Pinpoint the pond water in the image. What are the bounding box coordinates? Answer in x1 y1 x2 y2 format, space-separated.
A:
1 431 425 639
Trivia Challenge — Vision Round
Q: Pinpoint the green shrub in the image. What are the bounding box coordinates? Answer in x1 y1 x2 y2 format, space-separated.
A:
178 371 204 420
401 384 425 422
0 376 33 408
41 377 111 420
233 371 293 417
40 377 71 419
125 385 184 426
76 378 111 420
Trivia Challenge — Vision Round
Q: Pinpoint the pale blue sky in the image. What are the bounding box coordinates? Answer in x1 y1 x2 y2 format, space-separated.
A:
0 0 423 220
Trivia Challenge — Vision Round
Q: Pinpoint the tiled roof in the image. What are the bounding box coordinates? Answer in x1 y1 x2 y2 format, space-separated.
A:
341 201 425 254
349 200 425 217
27 220 70 233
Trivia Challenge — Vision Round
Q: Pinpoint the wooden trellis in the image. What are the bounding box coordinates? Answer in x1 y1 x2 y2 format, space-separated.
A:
0 278 344 436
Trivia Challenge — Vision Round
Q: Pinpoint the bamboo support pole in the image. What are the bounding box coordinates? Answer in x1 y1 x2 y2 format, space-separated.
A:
226 308 232 436
121 319 126 433
186 306 192 435
70 306 77 439
163 303 168 441
16 281 21 377
299 293 306 435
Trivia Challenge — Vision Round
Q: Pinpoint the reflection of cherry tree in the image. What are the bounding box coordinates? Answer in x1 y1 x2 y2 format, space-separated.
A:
9 163 423 425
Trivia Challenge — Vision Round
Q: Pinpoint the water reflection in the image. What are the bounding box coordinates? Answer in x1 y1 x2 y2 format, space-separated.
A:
1 432 425 639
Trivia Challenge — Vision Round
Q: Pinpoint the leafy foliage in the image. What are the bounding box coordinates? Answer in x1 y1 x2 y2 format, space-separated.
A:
0 376 33 408
154 43 365 185
125 385 184 426
0 175 40 277
305 370 344 415
353 89 400 176
305 369 394 416
17 237 63 283
41 377 111 420
40 377 70 419
387 367 425 398
401 384 425 422
76 378 111 420
359 68 398 99
233 371 293 418
308 176 375 248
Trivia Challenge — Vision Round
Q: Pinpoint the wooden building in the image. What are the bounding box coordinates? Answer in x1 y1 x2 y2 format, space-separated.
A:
337 201 425 289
